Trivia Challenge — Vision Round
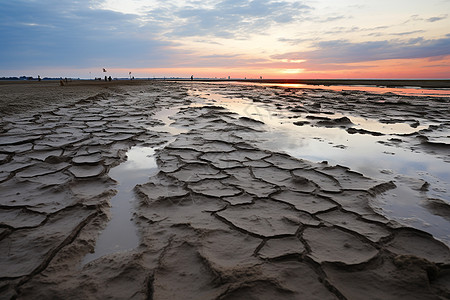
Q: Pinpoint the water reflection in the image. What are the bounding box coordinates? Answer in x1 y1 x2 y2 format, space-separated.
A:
151 107 188 135
192 90 429 135
209 81 450 97
82 146 158 265
190 86 450 245
264 83 450 97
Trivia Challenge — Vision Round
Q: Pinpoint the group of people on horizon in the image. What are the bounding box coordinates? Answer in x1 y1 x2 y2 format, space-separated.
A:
59 77 69 86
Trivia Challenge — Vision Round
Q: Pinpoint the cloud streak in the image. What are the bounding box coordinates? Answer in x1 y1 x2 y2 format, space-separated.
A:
273 37 450 65
427 14 448 22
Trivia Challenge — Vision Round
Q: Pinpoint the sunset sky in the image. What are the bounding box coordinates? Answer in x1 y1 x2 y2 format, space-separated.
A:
1 0 450 79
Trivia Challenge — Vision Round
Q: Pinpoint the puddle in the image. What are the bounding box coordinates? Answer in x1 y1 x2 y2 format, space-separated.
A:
189 87 450 246
151 107 188 135
82 105 186 265
82 146 158 264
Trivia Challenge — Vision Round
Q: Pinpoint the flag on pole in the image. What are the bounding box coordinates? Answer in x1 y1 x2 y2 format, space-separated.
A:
103 68 107 72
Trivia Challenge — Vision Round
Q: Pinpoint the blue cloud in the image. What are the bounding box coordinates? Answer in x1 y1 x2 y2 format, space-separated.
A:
427 14 448 22
391 30 425 36
0 0 174 69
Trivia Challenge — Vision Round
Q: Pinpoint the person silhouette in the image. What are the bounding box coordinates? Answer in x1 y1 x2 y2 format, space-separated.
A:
191 75 193 81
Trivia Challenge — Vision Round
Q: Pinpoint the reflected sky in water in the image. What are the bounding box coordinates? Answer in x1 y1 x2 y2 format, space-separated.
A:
191 87 450 245
211 81 450 98
151 107 189 135
82 146 158 265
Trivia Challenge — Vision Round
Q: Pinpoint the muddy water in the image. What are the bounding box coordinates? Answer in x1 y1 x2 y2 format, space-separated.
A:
190 88 450 245
82 146 158 264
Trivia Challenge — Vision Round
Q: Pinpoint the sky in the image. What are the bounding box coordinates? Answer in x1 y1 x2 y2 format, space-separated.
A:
1 0 450 79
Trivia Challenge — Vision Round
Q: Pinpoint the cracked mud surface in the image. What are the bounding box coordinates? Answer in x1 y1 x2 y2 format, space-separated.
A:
1 81 449 299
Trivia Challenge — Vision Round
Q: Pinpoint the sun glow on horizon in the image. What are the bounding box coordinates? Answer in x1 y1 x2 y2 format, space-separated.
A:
281 69 305 74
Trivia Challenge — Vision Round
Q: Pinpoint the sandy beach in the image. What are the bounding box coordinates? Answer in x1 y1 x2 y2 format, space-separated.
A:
1 80 449 299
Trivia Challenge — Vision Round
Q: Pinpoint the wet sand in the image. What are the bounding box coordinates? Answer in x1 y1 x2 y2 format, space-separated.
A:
1 80 449 299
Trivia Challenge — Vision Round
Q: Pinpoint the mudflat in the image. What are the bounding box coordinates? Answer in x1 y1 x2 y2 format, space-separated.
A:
0 80 150 114
1 80 449 299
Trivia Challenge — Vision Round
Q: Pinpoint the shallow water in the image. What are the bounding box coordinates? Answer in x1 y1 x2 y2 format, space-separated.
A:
211 81 450 98
82 146 158 264
151 107 188 135
190 87 450 245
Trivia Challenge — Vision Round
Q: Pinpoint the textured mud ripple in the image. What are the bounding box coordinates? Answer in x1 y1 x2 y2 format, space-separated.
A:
1 81 449 299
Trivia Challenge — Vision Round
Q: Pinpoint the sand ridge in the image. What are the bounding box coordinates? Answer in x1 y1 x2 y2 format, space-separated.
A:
0 81 449 299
